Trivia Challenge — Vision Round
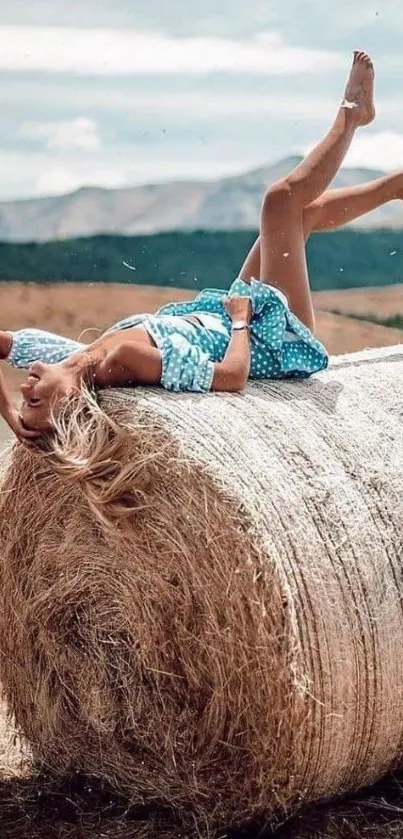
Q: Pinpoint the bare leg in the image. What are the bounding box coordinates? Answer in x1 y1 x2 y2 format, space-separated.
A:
303 171 403 236
239 171 403 282
239 50 375 331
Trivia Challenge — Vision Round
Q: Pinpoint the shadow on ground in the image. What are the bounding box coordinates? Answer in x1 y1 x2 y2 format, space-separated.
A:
1 770 403 839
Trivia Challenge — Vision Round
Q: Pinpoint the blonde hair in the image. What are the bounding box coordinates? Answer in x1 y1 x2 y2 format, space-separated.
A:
35 384 161 530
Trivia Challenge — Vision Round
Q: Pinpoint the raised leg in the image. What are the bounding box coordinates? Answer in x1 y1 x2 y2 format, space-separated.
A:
239 50 375 331
239 171 403 287
302 171 403 236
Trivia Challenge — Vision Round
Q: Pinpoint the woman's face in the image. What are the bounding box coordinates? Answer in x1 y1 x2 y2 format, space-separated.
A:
19 361 78 432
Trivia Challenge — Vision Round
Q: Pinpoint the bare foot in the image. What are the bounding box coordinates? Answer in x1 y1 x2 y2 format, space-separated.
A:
342 50 375 126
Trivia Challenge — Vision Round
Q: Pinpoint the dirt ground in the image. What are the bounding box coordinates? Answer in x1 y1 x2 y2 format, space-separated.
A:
1 702 403 839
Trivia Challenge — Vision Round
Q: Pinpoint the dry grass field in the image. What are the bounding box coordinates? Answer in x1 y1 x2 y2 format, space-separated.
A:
314 283 403 318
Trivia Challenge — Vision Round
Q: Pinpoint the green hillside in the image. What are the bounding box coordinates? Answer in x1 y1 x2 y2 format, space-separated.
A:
0 228 402 292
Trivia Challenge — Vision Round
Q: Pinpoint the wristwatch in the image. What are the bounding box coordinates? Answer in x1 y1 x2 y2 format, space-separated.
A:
231 320 250 331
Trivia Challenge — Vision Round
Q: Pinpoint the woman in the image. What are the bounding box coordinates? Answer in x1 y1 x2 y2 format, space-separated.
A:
0 282 327 441
1 50 396 446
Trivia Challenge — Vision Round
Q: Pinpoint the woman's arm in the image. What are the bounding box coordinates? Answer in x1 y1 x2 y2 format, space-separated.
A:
96 342 162 386
0 365 14 419
212 296 252 392
97 298 251 393
0 331 12 360
64 340 163 388
0 364 38 441
212 329 251 392
65 300 251 393
0 333 40 441
0 332 14 417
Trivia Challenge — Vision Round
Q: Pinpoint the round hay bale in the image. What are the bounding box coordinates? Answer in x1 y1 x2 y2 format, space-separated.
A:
1 344 403 833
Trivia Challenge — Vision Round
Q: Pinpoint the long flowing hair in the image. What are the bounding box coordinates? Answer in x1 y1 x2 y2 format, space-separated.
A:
36 384 160 529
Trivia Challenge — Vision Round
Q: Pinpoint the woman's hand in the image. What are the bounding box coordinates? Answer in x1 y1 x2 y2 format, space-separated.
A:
0 366 37 445
0 331 12 360
224 295 252 324
4 406 39 445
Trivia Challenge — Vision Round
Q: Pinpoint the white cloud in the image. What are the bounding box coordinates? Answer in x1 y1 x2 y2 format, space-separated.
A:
34 167 87 196
343 131 403 171
0 75 337 121
0 146 262 200
302 131 403 173
33 158 258 197
20 117 101 150
123 91 335 119
0 151 131 200
35 165 123 196
0 25 345 76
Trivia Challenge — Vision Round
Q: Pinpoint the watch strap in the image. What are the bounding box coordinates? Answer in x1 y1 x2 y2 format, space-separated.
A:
231 320 250 331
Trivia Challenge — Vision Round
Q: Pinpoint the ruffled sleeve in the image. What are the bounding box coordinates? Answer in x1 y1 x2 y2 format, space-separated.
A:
7 329 84 368
160 334 214 393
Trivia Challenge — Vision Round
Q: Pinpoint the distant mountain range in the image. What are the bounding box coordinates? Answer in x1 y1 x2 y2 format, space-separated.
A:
1 156 402 243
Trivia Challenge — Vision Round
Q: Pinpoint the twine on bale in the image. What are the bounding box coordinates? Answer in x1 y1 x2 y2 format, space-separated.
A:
0 344 403 836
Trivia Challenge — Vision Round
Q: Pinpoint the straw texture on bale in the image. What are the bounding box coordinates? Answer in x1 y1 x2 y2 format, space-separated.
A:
0 344 403 835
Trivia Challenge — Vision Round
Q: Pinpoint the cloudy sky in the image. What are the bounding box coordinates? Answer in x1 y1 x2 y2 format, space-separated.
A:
0 0 402 200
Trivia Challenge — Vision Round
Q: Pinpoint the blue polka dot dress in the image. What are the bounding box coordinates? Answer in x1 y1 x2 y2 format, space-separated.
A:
7 278 328 392
7 328 85 369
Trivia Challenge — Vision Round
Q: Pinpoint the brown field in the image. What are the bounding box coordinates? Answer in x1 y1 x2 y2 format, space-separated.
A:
314 283 403 318
1 281 403 394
